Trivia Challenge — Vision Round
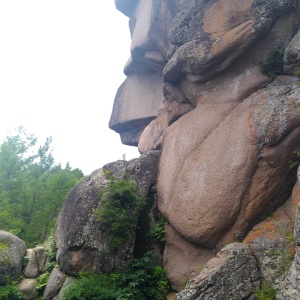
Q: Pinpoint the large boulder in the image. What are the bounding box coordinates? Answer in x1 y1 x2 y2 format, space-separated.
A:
0 230 26 285
243 197 296 293
43 268 66 300
159 78 300 249
164 224 215 291
55 152 161 276
55 162 130 275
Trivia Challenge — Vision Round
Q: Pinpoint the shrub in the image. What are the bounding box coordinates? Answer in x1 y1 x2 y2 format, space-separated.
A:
0 285 23 300
93 178 145 252
61 251 171 300
0 278 23 300
259 47 285 80
254 284 276 300
147 216 167 244
289 149 300 169
62 272 119 300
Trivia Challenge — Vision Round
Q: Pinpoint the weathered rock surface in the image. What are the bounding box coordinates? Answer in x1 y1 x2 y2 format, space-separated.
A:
55 153 160 276
43 268 66 300
55 163 130 275
33 246 47 273
175 243 260 300
164 224 215 291
159 80 300 249
164 0 300 83
23 249 39 278
18 278 37 300
0 230 26 285
243 197 296 293
54 276 76 300
110 0 300 293
109 75 164 146
284 29 300 75
126 150 161 197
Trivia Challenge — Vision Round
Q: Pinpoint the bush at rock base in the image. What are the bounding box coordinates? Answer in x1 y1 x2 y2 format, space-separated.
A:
62 251 171 300
0 278 23 300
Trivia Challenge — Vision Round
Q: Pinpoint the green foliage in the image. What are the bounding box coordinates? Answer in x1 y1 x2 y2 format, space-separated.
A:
0 127 84 246
147 216 167 243
0 277 23 300
117 251 171 300
254 284 276 300
295 69 300 77
93 178 145 252
103 169 114 180
62 251 171 300
0 285 23 300
259 47 285 80
22 256 29 268
263 211 274 219
62 272 120 300
272 250 293 271
289 149 300 169
36 272 50 296
45 234 57 272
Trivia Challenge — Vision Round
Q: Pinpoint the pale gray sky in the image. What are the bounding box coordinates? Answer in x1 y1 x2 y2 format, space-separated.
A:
0 1 140 175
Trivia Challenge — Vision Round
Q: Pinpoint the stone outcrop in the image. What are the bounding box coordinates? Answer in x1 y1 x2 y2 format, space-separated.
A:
55 151 160 276
175 243 260 300
284 29 300 75
159 78 300 250
164 224 215 291
43 268 67 300
18 278 37 300
33 246 47 273
112 0 300 290
0 230 26 285
55 162 129 276
243 196 297 297
23 249 39 278
50 0 300 298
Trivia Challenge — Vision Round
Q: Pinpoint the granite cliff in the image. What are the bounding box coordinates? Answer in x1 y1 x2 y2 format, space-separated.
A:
51 0 300 299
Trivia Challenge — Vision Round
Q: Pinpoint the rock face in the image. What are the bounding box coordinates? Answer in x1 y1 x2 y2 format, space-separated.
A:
55 151 160 276
112 0 300 290
18 278 37 300
164 224 215 291
23 249 39 278
175 243 260 300
243 196 297 297
0 230 26 285
55 162 129 275
43 268 66 300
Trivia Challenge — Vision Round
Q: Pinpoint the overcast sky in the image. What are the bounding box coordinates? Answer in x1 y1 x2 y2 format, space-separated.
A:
0 1 140 175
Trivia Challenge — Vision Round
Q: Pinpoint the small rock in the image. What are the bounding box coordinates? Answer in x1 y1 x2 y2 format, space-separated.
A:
33 246 47 273
43 268 66 300
18 278 37 300
23 249 39 278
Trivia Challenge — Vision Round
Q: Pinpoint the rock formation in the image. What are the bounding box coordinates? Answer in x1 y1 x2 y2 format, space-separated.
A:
0 230 49 299
111 0 300 292
52 0 300 299
55 151 161 276
0 230 26 285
